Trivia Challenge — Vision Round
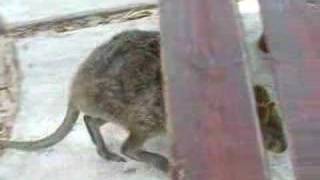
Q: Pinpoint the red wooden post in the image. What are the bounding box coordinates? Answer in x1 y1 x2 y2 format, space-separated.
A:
159 0 269 179
259 0 320 179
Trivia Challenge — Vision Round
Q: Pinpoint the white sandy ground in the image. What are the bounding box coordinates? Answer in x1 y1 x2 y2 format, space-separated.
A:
0 1 294 180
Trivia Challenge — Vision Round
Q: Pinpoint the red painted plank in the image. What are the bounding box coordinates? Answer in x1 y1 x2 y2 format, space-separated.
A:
159 0 269 179
258 0 320 179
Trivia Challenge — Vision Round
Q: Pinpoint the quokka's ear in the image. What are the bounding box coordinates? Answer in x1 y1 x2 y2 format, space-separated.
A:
257 33 270 54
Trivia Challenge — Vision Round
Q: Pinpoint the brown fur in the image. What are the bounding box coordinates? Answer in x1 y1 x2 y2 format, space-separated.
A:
0 30 287 173
254 85 288 153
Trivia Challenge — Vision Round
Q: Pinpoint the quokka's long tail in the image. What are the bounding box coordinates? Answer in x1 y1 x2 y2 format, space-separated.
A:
0 102 80 151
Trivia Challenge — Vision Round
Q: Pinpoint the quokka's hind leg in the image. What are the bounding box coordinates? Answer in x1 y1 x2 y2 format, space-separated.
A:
83 115 126 162
83 115 103 145
121 132 169 172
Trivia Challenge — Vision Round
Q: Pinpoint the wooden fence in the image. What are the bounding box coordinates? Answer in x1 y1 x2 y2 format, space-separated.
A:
159 0 320 179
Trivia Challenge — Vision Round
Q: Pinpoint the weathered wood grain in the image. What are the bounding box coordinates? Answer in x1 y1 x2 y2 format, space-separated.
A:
159 0 269 179
258 0 320 179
